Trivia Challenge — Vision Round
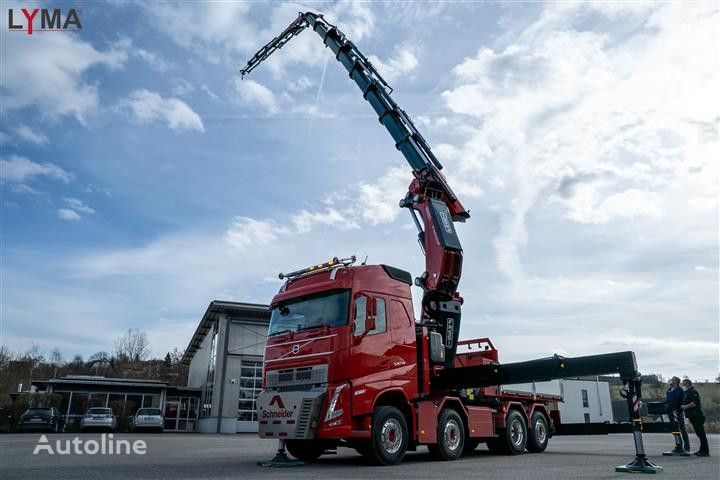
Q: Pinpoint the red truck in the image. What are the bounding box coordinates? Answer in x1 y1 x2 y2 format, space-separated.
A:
241 12 660 473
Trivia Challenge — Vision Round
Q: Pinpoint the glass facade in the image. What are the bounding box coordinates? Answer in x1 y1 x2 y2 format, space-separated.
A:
237 358 262 422
202 329 218 417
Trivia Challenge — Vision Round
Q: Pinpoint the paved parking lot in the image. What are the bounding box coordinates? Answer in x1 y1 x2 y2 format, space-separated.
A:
1 432 718 479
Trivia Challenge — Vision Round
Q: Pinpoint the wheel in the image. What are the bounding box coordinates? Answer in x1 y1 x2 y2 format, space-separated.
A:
463 438 481 455
527 411 549 453
285 440 326 462
367 406 408 465
501 410 527 455
428 409 465 461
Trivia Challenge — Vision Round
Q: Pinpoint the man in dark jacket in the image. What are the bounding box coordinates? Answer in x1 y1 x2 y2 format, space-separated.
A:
681 379 709 456
665 376 690 453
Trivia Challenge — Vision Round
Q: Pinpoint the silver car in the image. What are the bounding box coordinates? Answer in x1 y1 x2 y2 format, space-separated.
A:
131 408 163 433
80 407 117 432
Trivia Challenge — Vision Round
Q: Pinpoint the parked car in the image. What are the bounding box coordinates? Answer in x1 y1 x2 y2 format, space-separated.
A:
130 408 163 433
80 407 117 432
18 407 65 433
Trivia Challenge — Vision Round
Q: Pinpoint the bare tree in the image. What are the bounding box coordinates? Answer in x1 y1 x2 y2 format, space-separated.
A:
114 329 150 363
49 349 63 379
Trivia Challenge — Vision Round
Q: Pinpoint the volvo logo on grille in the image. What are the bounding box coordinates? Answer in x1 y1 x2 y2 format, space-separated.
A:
291 344 300 354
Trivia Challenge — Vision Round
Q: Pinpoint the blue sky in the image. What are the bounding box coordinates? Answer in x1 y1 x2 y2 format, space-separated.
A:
1 1 718 381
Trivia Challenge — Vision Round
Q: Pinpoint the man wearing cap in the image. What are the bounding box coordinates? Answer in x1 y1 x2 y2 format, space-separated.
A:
680 379 710 457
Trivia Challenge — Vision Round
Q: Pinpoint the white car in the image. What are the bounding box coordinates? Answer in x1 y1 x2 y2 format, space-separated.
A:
80 407 117 432
131 408 164 433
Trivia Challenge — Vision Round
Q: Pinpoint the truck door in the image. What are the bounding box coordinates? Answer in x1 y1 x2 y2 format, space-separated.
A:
350 294 392 383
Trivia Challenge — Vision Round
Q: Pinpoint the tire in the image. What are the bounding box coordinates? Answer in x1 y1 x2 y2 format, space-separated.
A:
285 440 326 462
428 409 465 461
463 438 481 455
527 411 549 453
367 406 408 465
494 410 527 455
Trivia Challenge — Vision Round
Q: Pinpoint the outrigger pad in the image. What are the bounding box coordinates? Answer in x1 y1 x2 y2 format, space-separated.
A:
257 450 304 468
615 456 663 474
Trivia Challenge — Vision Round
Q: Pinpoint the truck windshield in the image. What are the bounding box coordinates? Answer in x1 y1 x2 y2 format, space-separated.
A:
269 290 350 336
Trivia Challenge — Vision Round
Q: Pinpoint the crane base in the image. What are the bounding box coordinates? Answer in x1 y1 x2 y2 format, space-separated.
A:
257 451 304 467
615 456 663 474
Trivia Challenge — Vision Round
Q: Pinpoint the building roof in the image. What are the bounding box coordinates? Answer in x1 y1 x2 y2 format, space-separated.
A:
181 300 270 365
32 376 168 389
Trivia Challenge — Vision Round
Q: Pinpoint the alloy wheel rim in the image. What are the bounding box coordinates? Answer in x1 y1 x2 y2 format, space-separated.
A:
510 418 524 447
535 420 546 444
444 419 461 451
381 419 402 454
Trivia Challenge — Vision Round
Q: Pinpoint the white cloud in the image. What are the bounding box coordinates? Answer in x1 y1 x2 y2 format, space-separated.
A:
2 27 128 123
120 89 205 132
234 79 279 115
1 155 73 184
58 209 81 221
201 84 219 100
64 197 95 216
368 45 419 83
441 2 719 282
224 217 290 250
135 48 174 72
13 124 49 145
357 167 411 225
292 208 358 233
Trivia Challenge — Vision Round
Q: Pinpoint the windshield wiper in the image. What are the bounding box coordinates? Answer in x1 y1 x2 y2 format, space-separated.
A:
268 328 294 338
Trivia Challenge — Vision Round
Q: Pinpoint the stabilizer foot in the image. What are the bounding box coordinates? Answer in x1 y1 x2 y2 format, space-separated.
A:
615 456 663 474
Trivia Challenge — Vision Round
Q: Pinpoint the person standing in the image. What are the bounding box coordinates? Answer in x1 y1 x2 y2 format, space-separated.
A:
665 376 690 453
680 379 710 456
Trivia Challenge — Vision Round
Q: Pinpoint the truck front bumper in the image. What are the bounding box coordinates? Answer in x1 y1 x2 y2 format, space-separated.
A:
257 389 325 440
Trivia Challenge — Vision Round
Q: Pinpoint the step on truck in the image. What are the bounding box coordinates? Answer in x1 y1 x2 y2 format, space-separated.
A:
240 12 661 473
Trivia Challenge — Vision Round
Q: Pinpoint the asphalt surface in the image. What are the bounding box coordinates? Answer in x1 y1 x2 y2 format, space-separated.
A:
1 432 718 479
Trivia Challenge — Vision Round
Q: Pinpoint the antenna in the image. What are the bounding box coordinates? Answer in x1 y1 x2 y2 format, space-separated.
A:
361 255 368 265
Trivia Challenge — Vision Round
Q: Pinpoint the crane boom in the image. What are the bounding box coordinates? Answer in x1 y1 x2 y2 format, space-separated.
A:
241 12 470 366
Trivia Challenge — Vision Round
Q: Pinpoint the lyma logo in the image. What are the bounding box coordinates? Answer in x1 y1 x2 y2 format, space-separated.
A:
8 8 82 35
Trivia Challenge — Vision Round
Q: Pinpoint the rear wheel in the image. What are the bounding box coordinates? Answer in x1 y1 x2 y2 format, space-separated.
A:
367 406 408 465
527 411 549 453
285 440 326 462
428 409 465 461
492 410 527 455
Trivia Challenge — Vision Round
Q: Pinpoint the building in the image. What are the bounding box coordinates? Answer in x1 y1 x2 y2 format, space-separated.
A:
31 376 200 432
181 301 270 433
503 379 614 424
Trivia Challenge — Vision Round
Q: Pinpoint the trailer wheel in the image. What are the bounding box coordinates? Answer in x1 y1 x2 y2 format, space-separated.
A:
493 410 527 455
368 406 408 465
526 411 549 453
285 440 325 462
428 409 465 461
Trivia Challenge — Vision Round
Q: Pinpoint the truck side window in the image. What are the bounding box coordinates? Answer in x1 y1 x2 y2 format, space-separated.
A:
353 296 367 336
369 298 386 335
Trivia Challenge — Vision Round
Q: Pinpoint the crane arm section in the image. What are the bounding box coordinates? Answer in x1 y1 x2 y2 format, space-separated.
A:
241 12 470 366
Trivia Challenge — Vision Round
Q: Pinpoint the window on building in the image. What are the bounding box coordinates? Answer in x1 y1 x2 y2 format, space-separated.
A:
581 389 589 408
238 359 263 422
202 329 218 417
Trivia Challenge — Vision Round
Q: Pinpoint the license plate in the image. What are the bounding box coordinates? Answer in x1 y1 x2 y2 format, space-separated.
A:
93 416 102 419
30 418 42 422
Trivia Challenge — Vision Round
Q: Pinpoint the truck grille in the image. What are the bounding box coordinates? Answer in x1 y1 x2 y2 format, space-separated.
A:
266 364 328 391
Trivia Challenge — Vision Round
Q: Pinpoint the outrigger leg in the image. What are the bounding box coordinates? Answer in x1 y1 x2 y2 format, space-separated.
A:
616 378 663 474
258 439 304 467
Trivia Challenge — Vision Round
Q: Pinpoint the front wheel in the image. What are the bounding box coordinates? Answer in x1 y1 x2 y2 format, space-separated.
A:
428 409 465 461
527 411 549 453
367 406 408 465
285 440 326 462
